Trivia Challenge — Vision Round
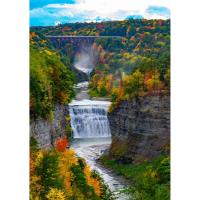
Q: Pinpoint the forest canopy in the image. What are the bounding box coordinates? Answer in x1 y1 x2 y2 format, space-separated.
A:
30 39 75 119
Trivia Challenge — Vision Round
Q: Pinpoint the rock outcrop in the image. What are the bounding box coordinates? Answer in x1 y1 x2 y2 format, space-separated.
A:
30 104 70 149
108 95 170 163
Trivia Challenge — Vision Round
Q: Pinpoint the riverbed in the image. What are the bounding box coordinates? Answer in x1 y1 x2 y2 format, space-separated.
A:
70 138 130 200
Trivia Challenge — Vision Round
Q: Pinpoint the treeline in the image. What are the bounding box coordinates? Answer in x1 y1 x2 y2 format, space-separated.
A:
31 19 170 76
30 19 170 114
89 66 170 111
86 19 170 105
31 19 170 37
30 33 75 119
31 20 170 95
30 137 114 200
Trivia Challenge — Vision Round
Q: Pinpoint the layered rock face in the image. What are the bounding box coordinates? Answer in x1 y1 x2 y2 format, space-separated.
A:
30 104 69 149
108 95 170 163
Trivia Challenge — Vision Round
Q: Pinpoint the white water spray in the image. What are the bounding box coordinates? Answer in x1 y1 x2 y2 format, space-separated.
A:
74 46 98 75
69 99 111 138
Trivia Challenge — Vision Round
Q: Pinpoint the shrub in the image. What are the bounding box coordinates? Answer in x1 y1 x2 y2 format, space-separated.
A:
46 188 66 200
55 137 69 152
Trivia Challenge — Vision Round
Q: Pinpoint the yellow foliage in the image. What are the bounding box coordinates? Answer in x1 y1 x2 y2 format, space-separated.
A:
145 78 154 92
44 49 53 55
30 175 43 200
59 91 69 104
145 168 158 180
30 156 35 176
59 149 78 176
30 32 37 39
41 40 46 44
64 149 78 166
30 146 102 199
84 166 101 196
64 171 73 198
35 150 44 167
58 149 78 198
46 188 65 200
65 115 71 122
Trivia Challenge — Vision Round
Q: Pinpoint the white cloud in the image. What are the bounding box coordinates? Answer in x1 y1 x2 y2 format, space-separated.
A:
45 0 170 15
30 0 170 25
54 20 61 26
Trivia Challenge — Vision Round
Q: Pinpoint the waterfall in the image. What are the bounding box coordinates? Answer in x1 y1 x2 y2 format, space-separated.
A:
69 99 111 138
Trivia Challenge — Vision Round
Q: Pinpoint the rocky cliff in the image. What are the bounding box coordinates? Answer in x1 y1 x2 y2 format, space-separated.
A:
108 95 170 163
30 104 71 149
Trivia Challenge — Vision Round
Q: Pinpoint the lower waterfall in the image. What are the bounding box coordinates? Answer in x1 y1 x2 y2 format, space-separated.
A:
69 99 111 138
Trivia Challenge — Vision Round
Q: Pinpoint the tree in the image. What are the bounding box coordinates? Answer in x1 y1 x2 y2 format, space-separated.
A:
55 137 69 152
46 188 65 200
37 152 63 197
164 68 170 90
152 69 163 92
123 69 144 98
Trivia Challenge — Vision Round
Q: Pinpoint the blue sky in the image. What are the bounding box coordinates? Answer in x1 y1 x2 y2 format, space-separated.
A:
30 0 170 26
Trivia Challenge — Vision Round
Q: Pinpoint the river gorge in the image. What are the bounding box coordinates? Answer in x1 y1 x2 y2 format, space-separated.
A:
69 82 130 200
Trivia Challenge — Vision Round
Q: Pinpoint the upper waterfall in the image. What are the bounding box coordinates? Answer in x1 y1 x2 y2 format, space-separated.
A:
69 99 111 138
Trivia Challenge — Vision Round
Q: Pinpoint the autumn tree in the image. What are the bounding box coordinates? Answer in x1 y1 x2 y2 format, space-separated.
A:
164 68 170 90
123 69 144 98
55 137 69 152
152 69 164 92
46 188 65 200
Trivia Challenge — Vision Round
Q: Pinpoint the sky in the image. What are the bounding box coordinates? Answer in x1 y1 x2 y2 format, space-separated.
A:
30 0 170 26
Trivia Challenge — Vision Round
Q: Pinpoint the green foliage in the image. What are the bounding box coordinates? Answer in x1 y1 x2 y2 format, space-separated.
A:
65 124 72 139
71 164 88 190
100 154 170 200
123 69 144 98
109 138 128 160
37 152 64 197
30 45 75 119
46 188 66 200
31 20 170 101
30 137 114 200
70 163 100 199
91 170 116 200
30 136 39 152
31 19 170 82
164 68 170 90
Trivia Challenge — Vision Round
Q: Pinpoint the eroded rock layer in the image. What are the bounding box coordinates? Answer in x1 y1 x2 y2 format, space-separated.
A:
108 95 170 163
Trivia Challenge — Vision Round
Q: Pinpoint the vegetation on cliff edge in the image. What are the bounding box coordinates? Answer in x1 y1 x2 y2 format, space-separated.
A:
30 137 114 200
30 33 75 120
100 154 170 200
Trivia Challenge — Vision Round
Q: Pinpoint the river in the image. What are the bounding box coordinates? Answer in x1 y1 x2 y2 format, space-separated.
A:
69 82 130 200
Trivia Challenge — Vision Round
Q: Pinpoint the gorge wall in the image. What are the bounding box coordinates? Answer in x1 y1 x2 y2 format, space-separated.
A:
108 95 170 163
30 104 70 149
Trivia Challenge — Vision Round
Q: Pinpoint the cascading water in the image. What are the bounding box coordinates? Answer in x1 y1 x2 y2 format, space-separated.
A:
69 99 111 138
69 82 129 199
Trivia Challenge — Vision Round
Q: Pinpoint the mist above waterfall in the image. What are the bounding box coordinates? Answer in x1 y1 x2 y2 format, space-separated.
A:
74 46 98 75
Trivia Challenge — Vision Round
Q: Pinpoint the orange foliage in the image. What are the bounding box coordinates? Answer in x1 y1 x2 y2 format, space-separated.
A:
59 91 69 104
30 156 35 176
84 166 101 196
118 79 123 98
55 137 69 152
144 72 153 93
30 95 35 112
144 72 153 82
30 32 37 39
99 51 105 64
